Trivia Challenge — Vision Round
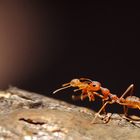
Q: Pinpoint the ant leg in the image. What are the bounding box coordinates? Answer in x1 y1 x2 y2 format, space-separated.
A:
91 100 114 123
102 112 112 123
118 102 140 118
137 105 140 110
87 92 95 101
73 88 83 92
72 93 88 101
62 82 71 87
92 92 106 113
123 105 128 116
92 92 104 99
120 84 134 99
119 84 134 117
92 92 108 114
117 102 129 116
72 95 81 100
102 100 106 114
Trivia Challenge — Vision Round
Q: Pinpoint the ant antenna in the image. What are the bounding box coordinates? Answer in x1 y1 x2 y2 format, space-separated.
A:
62 82 71 87
53 85 72 94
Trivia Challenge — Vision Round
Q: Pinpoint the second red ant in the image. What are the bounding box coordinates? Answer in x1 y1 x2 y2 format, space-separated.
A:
53 78 140 123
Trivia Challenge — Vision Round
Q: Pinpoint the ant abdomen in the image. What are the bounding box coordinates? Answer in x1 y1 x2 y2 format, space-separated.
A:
125 96 140 102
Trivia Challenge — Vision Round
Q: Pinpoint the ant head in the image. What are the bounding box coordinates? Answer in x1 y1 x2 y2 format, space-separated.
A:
70 79 81 87
90 81 101 91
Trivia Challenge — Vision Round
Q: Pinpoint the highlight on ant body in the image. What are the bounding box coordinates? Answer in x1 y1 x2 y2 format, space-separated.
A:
53 78 140 124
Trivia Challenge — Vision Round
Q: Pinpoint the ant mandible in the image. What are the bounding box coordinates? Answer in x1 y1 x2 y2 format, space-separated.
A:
53 78 140 123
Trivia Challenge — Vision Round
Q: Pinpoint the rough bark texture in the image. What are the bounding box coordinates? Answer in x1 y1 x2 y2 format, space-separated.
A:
0 87 140 140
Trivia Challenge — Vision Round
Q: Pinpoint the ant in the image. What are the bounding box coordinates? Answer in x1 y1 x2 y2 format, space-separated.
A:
53 78 140 124
91 83 140 124
53 78 108 102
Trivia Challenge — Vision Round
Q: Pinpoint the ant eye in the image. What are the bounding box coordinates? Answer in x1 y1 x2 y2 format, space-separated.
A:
92 81 101 87
93 84 96 87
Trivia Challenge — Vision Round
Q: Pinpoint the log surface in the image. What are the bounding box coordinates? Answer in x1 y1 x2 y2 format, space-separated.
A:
0 87 140 140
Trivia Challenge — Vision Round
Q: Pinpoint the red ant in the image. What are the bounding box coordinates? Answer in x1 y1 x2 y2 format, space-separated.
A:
53 78 140 123
53 78 108 102
91 83 136 123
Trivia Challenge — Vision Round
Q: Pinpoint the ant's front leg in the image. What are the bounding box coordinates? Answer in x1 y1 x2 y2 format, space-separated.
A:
102 100 107 114
102 113 112 123
91 100 114 123
72 93 88 101
87 92 95 102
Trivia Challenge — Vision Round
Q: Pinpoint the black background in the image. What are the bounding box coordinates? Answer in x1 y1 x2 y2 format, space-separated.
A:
1 1 140 114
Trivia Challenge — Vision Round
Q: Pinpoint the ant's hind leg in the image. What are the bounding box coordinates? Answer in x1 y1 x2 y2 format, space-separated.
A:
120 84 134 99
123 105 128 116
119 84 134 116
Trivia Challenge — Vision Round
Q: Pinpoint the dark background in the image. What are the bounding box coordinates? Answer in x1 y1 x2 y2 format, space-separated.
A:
0 1 139 114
